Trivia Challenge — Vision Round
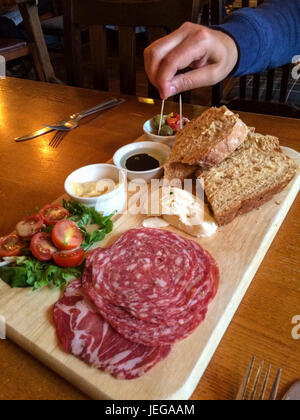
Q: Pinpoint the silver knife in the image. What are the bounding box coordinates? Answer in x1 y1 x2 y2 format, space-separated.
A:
15 126 55 142
14 98 124 142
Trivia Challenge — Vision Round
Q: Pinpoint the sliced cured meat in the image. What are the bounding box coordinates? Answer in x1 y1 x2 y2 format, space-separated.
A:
91 229 197 307
53 228 219 376
85 243 215 328
53 279 171 380
202 248 219 302
85 229 200 321
85 285 208 346
82 228 219 346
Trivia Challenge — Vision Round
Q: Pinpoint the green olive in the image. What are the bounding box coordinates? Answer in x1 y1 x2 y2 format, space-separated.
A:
160 125 174 137
152 114 166 130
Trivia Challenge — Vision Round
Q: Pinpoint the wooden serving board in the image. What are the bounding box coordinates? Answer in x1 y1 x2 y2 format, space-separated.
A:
0 146 299 400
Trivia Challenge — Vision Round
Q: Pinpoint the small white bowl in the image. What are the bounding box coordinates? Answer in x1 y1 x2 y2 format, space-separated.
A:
143 119 176 146
64 164 126 216
113 141 170 183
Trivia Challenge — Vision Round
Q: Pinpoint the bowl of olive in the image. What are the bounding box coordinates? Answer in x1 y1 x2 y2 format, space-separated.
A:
143 113 189 146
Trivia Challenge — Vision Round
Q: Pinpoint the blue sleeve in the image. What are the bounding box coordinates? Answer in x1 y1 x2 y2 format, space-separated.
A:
214 0 300 77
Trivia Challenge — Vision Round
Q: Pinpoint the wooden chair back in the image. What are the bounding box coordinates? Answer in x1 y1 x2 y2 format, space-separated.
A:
0 38 29 61
63 0 201 96
13 0 59 82
211 0 299 118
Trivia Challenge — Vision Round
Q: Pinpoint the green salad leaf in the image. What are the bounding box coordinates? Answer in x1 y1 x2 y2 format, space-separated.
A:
80 228 106 251
63 199 115 228
0 257 83 290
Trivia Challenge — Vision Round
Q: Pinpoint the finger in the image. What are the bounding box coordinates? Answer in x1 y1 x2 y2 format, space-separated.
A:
163 64 221 98
190 56 210 69
155 38 209 98
144 24 193 87
144 35 187 87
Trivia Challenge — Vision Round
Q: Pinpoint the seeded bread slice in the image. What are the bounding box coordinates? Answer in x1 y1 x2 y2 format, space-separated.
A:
168 106 248 167
197 132 298 226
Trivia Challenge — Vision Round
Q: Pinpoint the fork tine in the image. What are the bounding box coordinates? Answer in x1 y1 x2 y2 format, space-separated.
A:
50 131 64 148
54 132 63 148
258 363 271 400
236 356 255 400
269 368 282 400
49 131 59 148
249 360 264 400
53 132 61 148
57 131 67 148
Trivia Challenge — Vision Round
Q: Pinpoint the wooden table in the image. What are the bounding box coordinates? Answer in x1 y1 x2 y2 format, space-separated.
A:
0 77 299 400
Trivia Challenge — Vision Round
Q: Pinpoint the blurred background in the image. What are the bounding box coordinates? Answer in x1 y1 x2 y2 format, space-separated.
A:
0 0 299 117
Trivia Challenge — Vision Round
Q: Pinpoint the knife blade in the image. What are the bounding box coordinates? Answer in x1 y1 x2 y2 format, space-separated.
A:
14 127 56 142
14 113 79 142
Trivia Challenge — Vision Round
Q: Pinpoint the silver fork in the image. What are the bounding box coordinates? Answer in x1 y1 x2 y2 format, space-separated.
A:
44 98 125 132
236 356 282 400
49 130 68 149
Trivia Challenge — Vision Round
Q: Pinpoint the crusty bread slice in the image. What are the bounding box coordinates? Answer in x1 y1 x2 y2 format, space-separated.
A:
197 132 298 226
168 106 248 167
164 162 198 182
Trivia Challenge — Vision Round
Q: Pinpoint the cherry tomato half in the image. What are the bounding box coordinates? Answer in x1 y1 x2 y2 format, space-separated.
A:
167 114 180 127
39 204 70 226
0 234 27 257
167 114 182 132
16 214 44 240
53 247 85 268
30 232 58 262
51 220 84 251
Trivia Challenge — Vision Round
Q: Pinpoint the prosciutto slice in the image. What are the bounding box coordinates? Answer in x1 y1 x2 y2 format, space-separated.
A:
53 279 171 380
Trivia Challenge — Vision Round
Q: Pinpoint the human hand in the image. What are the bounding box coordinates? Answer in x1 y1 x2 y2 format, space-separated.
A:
144 22 239 99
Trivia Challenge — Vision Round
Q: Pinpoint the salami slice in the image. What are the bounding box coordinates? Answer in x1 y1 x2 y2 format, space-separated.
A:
83 228 219 346
88 229 198 319
85 285 209 346
53 279 171 380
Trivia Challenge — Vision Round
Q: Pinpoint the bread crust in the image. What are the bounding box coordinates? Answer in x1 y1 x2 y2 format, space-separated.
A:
213 176 295 226
168 106 248 168
201 119 248 167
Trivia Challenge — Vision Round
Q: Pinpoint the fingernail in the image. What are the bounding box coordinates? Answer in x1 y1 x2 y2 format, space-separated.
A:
169 85 177 96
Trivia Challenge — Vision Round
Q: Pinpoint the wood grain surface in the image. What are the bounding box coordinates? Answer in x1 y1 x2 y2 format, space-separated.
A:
0 78 299 400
